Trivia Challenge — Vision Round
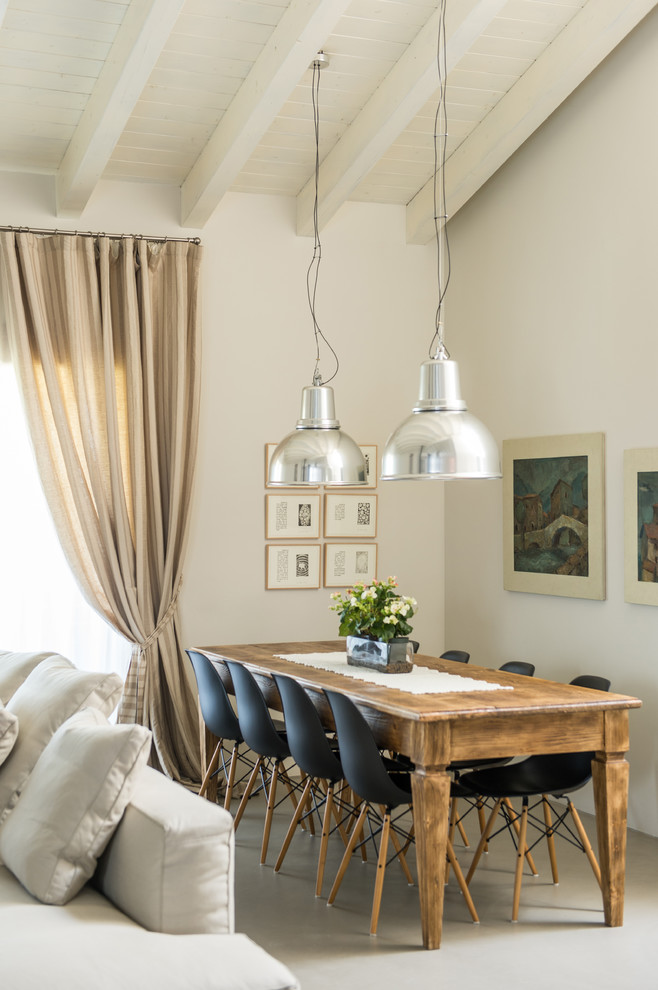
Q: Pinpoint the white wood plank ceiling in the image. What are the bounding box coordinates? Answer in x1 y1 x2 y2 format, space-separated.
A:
0 0 655 241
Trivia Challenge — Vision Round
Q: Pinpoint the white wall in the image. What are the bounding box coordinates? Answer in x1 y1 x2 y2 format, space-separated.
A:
0 173 445 669
444 10 658 836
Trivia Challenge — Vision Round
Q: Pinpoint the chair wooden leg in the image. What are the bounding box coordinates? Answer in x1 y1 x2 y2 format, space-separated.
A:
542 796 560 884
328 804 367 905
198 739 222 799
568 800 602 888
512 799 529 922
279 767 307 829
446 840 479 923
477 797 488 850
261 759 281 864
389 822 414 886
466 798 502 885
370 811 392 935
223 742 239 810
503 797 538 876
316 783 335 897
274 776 314 874
232 756 263 831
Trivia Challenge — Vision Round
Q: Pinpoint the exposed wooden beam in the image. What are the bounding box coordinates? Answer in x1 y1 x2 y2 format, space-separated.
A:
406 0 658 244
56 0 186 218
296 0 509 236
181 0 352 228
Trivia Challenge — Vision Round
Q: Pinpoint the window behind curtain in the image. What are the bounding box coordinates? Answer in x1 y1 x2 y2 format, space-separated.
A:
0 362 130 678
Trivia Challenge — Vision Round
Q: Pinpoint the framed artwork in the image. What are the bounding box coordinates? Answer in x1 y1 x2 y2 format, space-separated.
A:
324 543 378 587
325 444 378 489
265 494 320 539
324 493 377 538
266 544 321 590
624 448 658 605
264 443 319 489
503 432 605 600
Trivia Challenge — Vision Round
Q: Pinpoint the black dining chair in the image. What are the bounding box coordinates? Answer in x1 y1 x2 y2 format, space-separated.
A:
185 649 254 810
441 650 470 663
224 659 303 865
447 659 537 859
460 674 611 921
324 689 479 935
271 673 356 896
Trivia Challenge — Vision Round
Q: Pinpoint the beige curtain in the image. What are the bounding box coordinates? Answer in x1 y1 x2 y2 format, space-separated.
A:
0 231 202 784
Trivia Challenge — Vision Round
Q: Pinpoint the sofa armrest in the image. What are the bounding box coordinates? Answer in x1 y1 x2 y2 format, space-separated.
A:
94 766 234 934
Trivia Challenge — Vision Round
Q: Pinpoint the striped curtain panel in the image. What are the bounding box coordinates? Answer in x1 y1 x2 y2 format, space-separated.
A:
0 231 202 785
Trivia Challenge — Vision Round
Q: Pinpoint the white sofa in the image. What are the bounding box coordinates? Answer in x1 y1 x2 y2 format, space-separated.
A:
0 650 299 990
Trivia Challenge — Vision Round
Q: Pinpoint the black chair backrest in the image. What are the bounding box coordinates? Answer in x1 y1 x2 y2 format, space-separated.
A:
570 674 611 692
272 674 343 782
224 659 290 760
527 674 612 793
499 661 535 676
325 690 412 810
441 650 470 664
186 650 242 742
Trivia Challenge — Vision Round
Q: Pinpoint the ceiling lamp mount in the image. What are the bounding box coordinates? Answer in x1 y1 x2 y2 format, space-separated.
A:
381 0 501 483
268 53 367 488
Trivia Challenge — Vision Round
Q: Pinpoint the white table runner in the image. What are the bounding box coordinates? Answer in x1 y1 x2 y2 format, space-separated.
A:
274 652 512 695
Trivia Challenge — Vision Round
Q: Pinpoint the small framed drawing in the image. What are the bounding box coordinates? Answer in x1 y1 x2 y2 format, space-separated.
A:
624 448 658 606
264 443 319 489
265 494 320 539
324 543 378 587
325 444 378 489
266 544 321 590
324 493 377 538
503 432 605 601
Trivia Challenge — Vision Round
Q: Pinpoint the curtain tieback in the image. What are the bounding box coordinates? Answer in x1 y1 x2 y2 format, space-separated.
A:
137 577 183 654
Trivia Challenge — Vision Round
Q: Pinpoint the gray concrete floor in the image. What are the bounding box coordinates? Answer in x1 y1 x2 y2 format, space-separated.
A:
232 790 658 990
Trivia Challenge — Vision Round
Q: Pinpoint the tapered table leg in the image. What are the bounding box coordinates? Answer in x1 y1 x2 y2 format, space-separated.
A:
411 766 451 950
592 749 629 927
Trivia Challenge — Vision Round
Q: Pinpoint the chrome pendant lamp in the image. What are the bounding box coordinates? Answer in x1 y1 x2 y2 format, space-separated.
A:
268 54 367 488
381 0 501 482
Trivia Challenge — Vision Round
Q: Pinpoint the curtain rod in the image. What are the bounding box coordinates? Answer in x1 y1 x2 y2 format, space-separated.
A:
0 224 201 245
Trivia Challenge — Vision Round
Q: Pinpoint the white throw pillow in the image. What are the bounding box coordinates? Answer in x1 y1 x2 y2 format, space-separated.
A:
0 708 151 904
0 705 18 767
0 650 57 703
0 655 123 822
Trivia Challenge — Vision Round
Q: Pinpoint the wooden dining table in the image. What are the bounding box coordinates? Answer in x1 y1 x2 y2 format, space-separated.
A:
198 640 641 950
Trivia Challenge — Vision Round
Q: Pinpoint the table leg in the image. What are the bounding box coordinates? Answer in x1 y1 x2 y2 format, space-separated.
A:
591 749 629 927
411 765 451 950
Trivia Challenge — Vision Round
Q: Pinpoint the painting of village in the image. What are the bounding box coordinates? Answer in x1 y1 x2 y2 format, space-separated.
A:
513 455 589 576
636 470 658 583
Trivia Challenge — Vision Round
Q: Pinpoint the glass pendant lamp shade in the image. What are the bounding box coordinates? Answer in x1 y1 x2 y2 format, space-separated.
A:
268 384 367 486
381 357 501 481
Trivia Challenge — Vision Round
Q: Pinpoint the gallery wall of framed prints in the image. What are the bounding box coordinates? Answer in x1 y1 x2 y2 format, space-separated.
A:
264 443 379 590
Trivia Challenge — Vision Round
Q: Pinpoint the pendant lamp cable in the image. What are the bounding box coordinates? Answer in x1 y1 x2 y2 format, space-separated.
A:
429 0 451 361
307 56 339 387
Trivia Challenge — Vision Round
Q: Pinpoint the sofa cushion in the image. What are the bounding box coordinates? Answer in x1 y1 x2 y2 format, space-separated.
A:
95 765 235 935
0 650 57 703
0 708 151 904
0 866 300 990
0 704 18 766
0 655 123 822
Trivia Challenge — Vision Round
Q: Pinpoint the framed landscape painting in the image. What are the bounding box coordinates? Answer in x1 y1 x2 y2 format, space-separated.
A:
624 448 658 606
503 433 605 600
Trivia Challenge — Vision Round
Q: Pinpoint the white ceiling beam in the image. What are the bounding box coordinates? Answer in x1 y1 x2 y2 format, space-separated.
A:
407 0 658 244
56 0 186 218
296 0 509 236
181 0 353 228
